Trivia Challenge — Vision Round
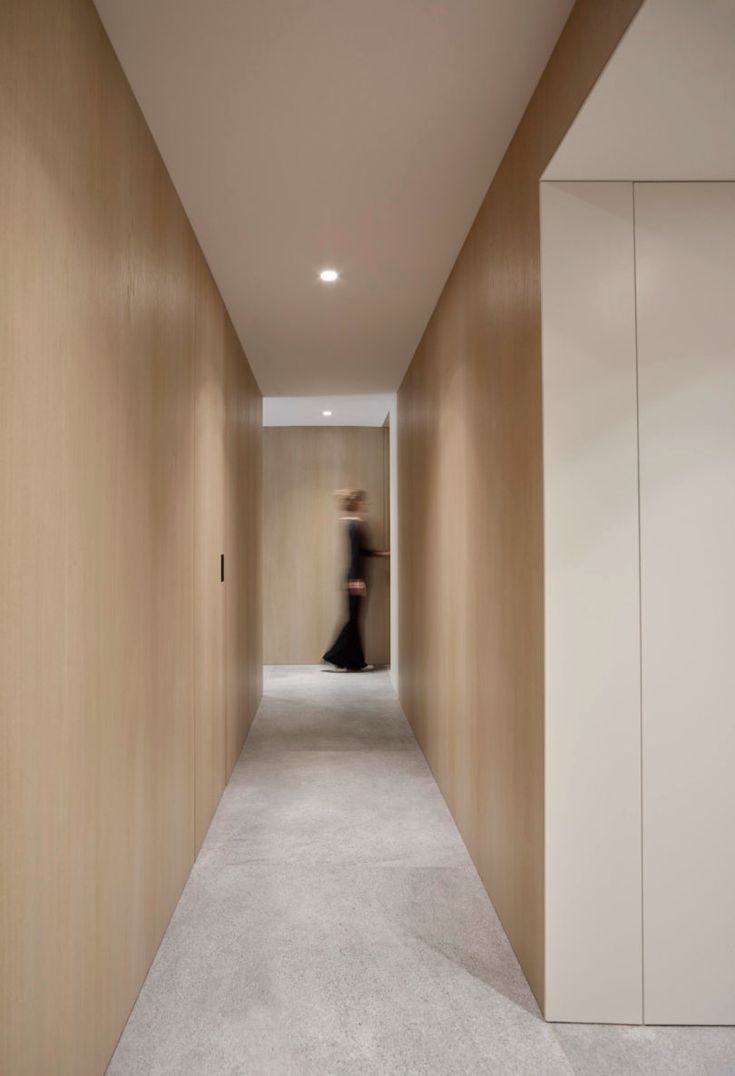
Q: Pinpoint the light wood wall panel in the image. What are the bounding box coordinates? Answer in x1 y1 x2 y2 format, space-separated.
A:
397 0 644 1008
193 260 226 850
263 427 390 665
225 320 263 776
0 1 261 1072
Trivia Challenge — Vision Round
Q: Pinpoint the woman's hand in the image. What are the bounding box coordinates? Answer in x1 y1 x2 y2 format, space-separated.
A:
347 579 367 596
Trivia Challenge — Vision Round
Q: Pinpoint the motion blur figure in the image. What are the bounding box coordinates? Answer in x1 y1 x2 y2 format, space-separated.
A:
322 489 388 671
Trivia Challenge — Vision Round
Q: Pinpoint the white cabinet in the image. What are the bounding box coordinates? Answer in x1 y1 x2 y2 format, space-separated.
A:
541 182 643 1023
541 181 735 1025
636 183 735 1024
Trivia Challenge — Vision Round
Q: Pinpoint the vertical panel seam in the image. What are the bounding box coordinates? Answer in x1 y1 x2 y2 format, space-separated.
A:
192 292 198 857
632 181 645 1025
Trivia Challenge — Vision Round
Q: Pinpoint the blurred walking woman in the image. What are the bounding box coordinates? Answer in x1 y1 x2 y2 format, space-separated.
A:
323 489 388 671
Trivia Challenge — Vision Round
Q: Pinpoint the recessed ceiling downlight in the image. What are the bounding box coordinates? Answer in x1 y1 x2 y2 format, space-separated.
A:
319 269 339 282
322 410 332 416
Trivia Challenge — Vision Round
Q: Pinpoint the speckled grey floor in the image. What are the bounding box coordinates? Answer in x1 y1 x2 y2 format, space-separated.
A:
107 666 735 1076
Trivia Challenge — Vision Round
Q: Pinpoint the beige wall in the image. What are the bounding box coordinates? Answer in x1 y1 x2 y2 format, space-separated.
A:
225 320 263 775
0 2 261 1073
263 427 389 665
397 0 644 1009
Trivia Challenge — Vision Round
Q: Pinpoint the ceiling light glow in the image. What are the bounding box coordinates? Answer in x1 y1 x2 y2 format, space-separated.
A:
322 410 332 416
319 269 339 282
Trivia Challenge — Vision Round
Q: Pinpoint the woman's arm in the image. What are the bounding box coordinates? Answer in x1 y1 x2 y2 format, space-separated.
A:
358 522 389 558
348 520 362 581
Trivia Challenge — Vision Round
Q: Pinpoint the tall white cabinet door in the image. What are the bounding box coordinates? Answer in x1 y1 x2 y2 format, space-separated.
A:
636 182 735 1024
541 182 642 1023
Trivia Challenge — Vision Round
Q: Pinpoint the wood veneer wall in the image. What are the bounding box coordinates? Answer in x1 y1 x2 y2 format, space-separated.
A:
0 1 261 1072
225 320 263 775
263 427 389 665
397 0 644 1008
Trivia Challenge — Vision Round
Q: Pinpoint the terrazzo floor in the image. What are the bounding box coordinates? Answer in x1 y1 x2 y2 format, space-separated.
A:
107 666 735 1076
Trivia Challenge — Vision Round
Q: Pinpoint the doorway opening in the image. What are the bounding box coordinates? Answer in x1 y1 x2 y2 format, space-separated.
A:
262 394 398 681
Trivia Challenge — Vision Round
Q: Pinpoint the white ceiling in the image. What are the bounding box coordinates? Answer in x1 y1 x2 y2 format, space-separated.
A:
264 394 393 427
545 0 735 181
94 0 572 395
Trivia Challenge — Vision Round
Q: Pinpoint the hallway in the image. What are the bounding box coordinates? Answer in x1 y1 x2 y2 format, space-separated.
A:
5 4 735 1070
107 669 735 1076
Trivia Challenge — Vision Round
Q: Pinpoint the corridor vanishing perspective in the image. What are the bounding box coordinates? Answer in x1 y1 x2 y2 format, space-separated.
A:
5 2 735 1070
107 670 735 1076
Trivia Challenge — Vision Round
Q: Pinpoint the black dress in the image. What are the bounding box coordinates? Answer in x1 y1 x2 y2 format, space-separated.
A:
323 518 373 670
